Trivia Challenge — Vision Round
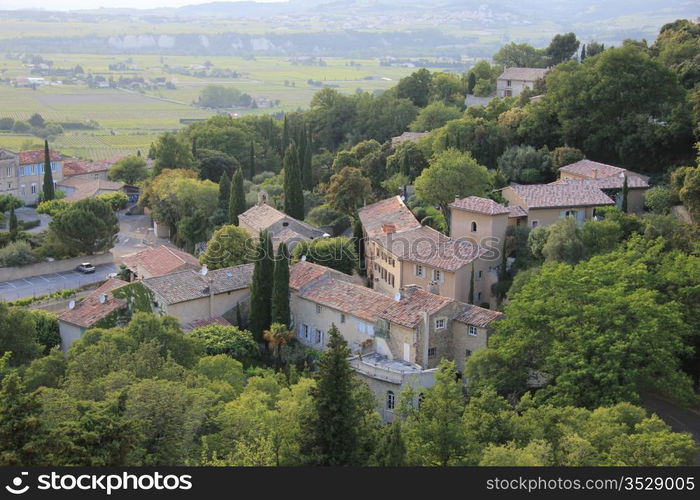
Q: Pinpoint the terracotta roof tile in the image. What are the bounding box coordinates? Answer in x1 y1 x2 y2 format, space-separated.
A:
375 225 484 272
143 263 254 304
358 196 421 240
239 203 325 243
63 160 110 176
238 203 286 231
454 305 503 328
290 261 350 290
499 67 549 82
507 205 528 218
450 196 510 215
122 245 200 278
58 279 128 328
508 183 615 209
380 290 454 328
187 316 232 330
299 277 395 323
18 149 62 165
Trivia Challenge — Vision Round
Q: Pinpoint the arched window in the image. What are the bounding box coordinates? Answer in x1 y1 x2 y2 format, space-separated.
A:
471 221 477 232
386 391 395 410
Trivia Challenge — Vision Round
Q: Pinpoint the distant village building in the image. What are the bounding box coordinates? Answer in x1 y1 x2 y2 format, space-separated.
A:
121 245 201 280
0 148 64 205
62 159 110 182
56 177 136 203
496 67 549 98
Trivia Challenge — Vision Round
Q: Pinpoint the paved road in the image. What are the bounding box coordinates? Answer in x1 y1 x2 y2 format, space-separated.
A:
0 262 119 302
642 393 700 465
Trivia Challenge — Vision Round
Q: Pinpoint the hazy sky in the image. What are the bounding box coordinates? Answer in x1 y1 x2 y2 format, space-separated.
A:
0 0 281 10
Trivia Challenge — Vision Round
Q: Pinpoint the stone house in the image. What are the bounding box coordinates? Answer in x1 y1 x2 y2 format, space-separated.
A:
142 263 254 329
496 67 549 98
62 159 110 182
238 201 326 249
121 245 201 280
289 261 502 421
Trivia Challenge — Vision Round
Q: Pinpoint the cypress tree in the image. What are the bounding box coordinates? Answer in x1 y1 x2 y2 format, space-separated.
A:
302 325 358 465
621 175 629 213
249 141 256 180
580 43 586 61
372 421 406 466
469 263 475 305
236 302 243 328
283 143 304 220
248 230 274 340
271 242 290 327
42 140 55 201
467 72 476 95
9 206 18 242
281 115 289 154
218 172 231 212
229 168 246 225
303 126 313 190
353 216 366 276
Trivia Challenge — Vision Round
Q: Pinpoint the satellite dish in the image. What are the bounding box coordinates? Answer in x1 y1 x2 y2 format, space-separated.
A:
68 300 75 310
301 255 307 262
394 292 402 302
201 265 208 276
99 294 107 304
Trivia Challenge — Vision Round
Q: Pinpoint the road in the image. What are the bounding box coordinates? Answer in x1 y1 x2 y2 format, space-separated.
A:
642 393 700 465
0 262 119 302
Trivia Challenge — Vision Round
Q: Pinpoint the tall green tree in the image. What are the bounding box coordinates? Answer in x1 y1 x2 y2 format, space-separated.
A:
218 172 231 212
621 175 629 213
108 155 148 185
283 143 304 220
42 140 55 201
302 325 359 465
271 242 290 327
0 303 42 366
249 141 256 180
151 133 196 175
353 217 366 276
281 115 289 155
48 198 119 255
302 126 313 190
372 421 406 466
228 168 246 225
8 206 18 242
248 230 274 340
546 32 580 65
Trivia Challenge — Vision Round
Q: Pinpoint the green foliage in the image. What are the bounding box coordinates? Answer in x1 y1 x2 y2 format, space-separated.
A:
228 168 246 225
541 217 586 264
414 148 490 218
42 140 55 202
248 231 275 340
283 143 304 220
0 303 42 366
410 102 462 132
111 282 154 314
291 237 357 275
678 165 700 218
0 194 23 213
23 348 66 391
36 199 72 217
644 186 676 214
189 324 258 366
198 85 251 108
372 421 406 466
25 309 61 353
271 243 290 327
466 61 503 97
305 204 350 236
48 198 118 255
550 146 584 170
0 240 39 267
108 155 148 185
96 191 129 212
325 167 372 216
151 133 196 176
494 42 548 67
497 145 553 183
199 224 252 270
546 32 580 65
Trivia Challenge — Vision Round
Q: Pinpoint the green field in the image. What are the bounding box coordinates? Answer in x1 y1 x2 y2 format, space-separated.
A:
0 54 416 160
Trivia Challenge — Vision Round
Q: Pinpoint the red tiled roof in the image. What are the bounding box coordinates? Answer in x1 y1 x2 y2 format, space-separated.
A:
507 205 528 218
450 196 510 215
507 183 615 209
557 176 649 190
239 203 286 231
289 261 350 290
299 277 396 323
18 149 62 165
122 245 200 278
454 305 503 328
59 279 128 329
375 225 484 272
358 196 421 240
62 160 110 176
380 290 454 328
499 67 550 82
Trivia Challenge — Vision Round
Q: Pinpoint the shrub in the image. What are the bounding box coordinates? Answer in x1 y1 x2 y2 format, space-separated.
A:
0 240 39 267
37 199 73 217
96 191 129 212
19 219 41 231
12 120 31 133
306 204 350 236
645 186 675 214
0 117 14 130
26 309 61 353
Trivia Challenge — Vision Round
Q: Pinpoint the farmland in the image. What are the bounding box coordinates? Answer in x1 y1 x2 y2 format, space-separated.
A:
0 54 416 160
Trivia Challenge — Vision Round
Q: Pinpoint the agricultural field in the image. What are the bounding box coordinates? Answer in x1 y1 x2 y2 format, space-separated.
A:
0 54 417 160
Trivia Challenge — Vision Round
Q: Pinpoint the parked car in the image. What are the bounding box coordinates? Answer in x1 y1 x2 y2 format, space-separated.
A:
76 262 96 274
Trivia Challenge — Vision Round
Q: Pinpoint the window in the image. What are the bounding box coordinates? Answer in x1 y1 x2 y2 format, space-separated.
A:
30 184 36 194
531 220 539 228
314 329 324 345
5 167 10 177
290 314 295 328
465 349 472 359
477 270 482 281
386 391 395 410
415 264 424 277
435 318 446 330
340 313 346 324
357 321 366 334
316 304 322 314
428 347 436 357
477 292 482 302
300 324 309 339
367 324 374 337
471 221 477 232
506 79 512 86
432 269 442 282
468 325 478 337
20 184 25 196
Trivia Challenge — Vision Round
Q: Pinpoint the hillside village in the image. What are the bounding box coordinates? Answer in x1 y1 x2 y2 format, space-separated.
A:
0 18 699 468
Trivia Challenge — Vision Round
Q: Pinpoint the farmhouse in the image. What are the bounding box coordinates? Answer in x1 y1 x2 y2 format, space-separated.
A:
0 148 64 205
238 200 326 249
496 67 550 98
121 244 201 280
62 159 110 182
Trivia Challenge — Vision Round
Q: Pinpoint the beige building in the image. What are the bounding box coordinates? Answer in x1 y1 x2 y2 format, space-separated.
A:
62 159 110 182
0 148 64 205
238 201 326 249
58 279 129 350
143 263 253 329
56 177 128 202
359 196 497 308
497 67 549 98
122 244 200 280
289 261 502 421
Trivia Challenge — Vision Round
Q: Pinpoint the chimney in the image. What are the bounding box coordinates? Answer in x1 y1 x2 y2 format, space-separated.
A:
382 223 396 234
257 190 268 206
592 168 598 179
428 281 439 295
401 284 421 299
